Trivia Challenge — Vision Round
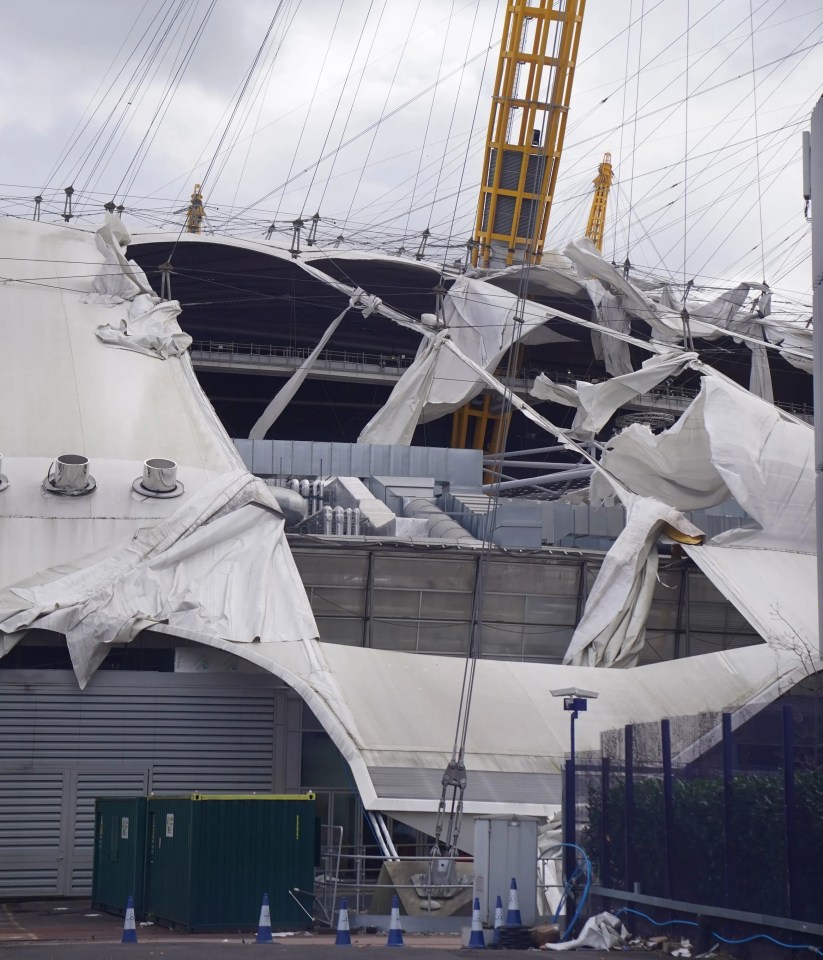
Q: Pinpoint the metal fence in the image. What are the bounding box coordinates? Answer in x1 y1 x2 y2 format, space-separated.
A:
574 695 823 926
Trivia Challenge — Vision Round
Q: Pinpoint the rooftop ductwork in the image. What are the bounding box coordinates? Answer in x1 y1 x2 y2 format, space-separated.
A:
264 482 308 528
43 454 96 496
133 458 184 499
402 497 481 545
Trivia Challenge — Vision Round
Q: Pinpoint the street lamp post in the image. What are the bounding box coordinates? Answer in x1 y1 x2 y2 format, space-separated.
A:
550 686 598 934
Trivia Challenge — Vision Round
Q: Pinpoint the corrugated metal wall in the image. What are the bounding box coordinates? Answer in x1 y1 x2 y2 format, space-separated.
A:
0 669 303 897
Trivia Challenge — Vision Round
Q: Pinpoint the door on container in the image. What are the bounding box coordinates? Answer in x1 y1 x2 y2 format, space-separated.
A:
66 768 150 895
0 769 69 896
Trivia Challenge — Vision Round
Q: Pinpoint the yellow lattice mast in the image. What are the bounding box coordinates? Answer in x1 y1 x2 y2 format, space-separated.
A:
472 0 586 269
185 183 206 235
585 152 613 252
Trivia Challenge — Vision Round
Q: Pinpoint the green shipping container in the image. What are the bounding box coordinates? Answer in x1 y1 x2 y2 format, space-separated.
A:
144 793 316 932
91 797 148 917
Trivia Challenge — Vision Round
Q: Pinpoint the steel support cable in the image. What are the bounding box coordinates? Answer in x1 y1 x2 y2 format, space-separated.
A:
139 0 477 209
163 5 288 267
690 143 804 280
74 0 191 200
39 0 155 194
748 0 767 282
435 7 500 262
624 63 816 272
403 0 455 242
438 16 567 851
639 5 812 270
341 0 420 232
114 0 217 203
76 0 197 210
610 0 634 260
273 0 347 226
665 49 822 275
625 0 646 255
611 123 802 252
314 0 383 215
565 37 821 156
343 126 487 242
225 1 301 221
300 0 375 216
208 2 297 204
428 0 480 237
683 0 690 290
221 42 498 229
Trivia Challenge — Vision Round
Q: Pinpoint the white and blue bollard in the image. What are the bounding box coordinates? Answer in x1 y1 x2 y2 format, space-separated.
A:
121 895 137 943
506 877 522 927
256 892 273 944
386 894 404 946
468 897 486 949
335 898 352 946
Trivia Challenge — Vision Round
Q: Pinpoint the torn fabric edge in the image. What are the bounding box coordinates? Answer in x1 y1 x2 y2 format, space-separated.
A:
0 471 318 688
87 214 192 359
530 351 697 441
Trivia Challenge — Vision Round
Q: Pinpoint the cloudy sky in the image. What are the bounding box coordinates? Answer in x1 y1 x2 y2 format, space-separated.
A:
1 0 819 310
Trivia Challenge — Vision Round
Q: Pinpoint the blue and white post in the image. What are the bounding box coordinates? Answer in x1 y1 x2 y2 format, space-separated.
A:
335 898 352 946
506 878 522 927
468 897 486 949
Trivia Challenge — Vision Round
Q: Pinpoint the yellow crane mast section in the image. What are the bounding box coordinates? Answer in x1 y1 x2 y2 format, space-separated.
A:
472 0 585 269
585 152 613 253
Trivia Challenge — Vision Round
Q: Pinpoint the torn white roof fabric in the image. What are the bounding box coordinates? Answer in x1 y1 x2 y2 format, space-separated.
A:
531 351 697 441
419 276 557 423
358 331 447 445
0 216 318 685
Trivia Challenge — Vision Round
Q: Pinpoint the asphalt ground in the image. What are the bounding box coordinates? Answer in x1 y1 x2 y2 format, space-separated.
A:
0 900 663 959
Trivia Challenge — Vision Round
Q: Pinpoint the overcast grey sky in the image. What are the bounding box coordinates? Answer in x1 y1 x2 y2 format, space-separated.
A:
1 0 819 307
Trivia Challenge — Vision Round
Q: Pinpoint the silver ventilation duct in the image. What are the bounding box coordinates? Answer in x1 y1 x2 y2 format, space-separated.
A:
132 458 184 498
43 454 96 496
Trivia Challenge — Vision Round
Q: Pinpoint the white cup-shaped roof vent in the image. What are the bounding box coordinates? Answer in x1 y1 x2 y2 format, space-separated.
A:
0 453 7 492
133 457 184 499
43 454 96 496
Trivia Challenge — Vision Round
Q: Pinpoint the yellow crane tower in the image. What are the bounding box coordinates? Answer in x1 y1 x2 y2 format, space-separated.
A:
585 152 613 252
472 0 586 269
453 0 585 455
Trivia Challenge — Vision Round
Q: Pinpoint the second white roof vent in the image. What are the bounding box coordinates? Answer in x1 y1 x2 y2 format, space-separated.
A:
133 458 184 499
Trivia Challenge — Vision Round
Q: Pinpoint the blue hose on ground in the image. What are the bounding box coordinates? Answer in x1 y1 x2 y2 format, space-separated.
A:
551 842 592 940
615 907 823 956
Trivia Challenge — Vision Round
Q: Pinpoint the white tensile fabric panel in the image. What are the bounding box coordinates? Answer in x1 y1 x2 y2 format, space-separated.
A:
685 545 818 657
358 331 447 445
531 351 696 441
564 495 703 668
580 376 815 666
249 304 351 440
162 635 815 816
590 387 728 511
418 276 556 423
587 279 634 376
0 472 318 688
0 218 239 470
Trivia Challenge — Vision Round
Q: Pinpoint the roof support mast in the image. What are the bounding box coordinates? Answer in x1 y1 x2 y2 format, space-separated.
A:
585 152 613 253
472 0 586 269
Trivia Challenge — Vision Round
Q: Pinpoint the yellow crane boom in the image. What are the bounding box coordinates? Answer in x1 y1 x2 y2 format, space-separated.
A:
472 0 586 269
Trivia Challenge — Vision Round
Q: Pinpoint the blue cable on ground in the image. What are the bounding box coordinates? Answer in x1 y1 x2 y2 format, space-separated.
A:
615 907 823 956
552 842 592 940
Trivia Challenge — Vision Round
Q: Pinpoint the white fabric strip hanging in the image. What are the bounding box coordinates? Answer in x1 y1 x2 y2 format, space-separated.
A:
249 302 352 440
